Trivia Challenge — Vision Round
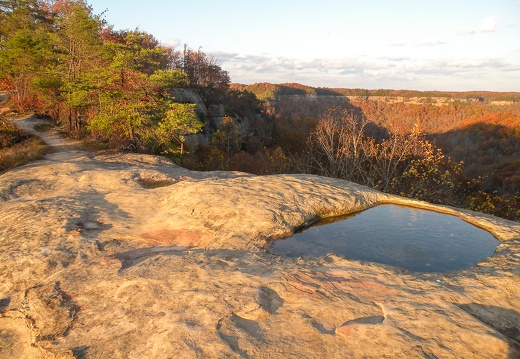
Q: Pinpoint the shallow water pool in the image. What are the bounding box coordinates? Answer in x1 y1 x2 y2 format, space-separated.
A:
268 205 500 273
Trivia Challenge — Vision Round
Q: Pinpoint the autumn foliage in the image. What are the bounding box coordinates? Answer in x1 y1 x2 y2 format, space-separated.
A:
0 0 229 153
1 1 518 221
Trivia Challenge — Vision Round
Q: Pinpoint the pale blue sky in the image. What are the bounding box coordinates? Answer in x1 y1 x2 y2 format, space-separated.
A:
87 0 520 91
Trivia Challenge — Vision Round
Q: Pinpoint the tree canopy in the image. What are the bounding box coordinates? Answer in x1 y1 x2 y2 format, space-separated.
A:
0 0 229 150
1 1 517 222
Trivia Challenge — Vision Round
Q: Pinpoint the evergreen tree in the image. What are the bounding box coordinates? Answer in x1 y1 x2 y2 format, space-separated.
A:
49 0 105 134
0 0 53 110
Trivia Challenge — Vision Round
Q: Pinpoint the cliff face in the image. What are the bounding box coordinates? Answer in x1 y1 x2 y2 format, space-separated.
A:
345 95 484 106
172 88 258 150
272 93 485 106
1 116 520 358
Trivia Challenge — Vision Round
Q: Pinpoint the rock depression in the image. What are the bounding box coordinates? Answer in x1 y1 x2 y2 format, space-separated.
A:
1 116 519 358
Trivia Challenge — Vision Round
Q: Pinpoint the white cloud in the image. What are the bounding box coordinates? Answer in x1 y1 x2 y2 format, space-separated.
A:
457 15 499 36
163 38 182 49
414 40 446 47
211 51 519 91
457 28 477 36
390 40 445 47
479 15 499 32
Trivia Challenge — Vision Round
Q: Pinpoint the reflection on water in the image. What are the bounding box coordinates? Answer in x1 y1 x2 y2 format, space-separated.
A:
269 205 499 273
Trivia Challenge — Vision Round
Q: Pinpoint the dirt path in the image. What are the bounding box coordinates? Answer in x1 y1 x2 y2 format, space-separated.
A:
10 115 91 162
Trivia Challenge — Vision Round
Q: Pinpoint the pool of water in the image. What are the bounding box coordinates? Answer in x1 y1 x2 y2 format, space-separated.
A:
268 205 500 272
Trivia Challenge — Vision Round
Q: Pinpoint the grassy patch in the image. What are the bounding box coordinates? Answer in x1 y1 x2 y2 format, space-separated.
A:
83 139 111 151
33 122 55 132
140 178 176 189
0 117 49 173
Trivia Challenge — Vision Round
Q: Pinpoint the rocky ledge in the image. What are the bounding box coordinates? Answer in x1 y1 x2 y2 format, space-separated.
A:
0 116 519 358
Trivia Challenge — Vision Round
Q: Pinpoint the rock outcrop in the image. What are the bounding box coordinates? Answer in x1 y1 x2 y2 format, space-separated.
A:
1 116 519 358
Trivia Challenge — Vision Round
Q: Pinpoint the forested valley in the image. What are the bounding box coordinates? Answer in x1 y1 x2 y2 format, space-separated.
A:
1 0 518 221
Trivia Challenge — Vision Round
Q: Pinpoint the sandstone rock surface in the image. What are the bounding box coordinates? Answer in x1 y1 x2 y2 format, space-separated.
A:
1 116 519 358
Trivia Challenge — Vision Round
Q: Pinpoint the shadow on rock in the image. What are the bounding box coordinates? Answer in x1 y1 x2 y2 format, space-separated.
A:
112 246 187 271
0 297 10 314
458 303 520 357
71 345 89 359
60 189 130 236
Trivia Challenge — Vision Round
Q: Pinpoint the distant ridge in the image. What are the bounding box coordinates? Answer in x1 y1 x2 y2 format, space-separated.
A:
231 82 520 104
